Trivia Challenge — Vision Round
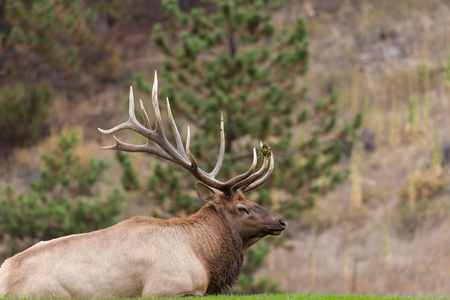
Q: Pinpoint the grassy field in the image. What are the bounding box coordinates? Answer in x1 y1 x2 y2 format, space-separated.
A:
171 295 450 300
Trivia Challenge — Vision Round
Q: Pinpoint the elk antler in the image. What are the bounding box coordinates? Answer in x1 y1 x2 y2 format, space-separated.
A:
98 71 273 197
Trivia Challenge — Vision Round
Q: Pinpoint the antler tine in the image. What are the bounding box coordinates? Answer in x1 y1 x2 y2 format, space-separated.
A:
184 123 258 192
167 97 187 159
98 86 151 137
100 135 123 151
184 124 264 194
232 152 270 192
180 111 263 192
101 136 175 162
242 152 274 193
209 112 225 177
139 99 151 130
185 125 233 190
221 148 258 188
152 71 163 132
185 126 198 169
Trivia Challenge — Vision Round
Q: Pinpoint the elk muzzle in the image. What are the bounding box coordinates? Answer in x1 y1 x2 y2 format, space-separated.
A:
264 217 287 235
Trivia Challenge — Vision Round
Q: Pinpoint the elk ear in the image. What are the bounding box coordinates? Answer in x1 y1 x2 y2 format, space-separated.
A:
196 182 222 207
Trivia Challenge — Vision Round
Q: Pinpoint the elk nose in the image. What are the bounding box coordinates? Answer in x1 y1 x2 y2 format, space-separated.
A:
279 218 287 228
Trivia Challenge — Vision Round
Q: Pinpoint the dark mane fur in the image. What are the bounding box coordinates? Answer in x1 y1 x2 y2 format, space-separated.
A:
187 205 245 294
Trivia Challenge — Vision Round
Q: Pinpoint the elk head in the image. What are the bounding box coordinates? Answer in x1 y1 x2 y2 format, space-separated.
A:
196 182 286 249
98 71 286 238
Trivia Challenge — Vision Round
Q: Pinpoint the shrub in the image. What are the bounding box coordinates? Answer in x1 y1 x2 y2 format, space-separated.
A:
0 82 51 150
399 168 445 207
0 129 124 259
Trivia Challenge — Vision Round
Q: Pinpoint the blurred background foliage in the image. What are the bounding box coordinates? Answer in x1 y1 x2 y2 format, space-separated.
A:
0 128 124 257
0 0 127 152
1 0 449 296
0 82 51 148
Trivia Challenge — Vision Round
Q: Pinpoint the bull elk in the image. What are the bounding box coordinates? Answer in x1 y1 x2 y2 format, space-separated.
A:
0 72 287 298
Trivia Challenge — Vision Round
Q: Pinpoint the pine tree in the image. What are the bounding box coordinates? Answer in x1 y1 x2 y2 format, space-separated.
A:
136 0 360 216
127 0 360 292
0 82 51 150
0 129 124 259
1 0 95 80
0 0 128 81
0 0 128 150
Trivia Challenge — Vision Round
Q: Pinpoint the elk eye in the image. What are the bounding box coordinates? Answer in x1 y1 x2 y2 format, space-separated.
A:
237 206 249 214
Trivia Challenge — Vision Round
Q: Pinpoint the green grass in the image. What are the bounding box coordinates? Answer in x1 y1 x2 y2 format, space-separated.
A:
152 295 447 300
186 296 449 300
204 295 445 300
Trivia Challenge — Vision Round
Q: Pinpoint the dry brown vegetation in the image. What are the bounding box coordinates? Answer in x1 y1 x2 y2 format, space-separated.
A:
257 0 450 297
2 0 450 297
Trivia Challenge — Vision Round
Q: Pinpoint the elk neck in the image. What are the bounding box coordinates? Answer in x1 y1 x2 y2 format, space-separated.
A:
187 204 245 295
